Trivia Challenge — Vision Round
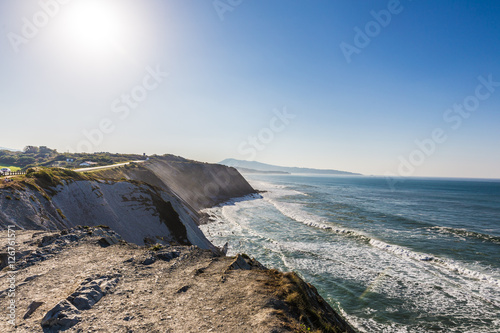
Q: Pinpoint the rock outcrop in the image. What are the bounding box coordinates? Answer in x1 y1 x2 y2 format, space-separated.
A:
0 228 355 332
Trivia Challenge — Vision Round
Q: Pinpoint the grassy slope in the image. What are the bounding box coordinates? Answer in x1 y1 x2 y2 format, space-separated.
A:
0 165 21 172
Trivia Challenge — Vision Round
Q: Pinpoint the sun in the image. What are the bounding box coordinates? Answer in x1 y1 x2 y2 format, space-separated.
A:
58 0 131 53
44 0 159 83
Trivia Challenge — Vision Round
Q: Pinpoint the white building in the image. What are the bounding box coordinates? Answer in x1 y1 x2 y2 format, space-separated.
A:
79 161 98 167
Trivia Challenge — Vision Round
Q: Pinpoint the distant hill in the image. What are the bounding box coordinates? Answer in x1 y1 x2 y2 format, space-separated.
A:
219 159 361 175
0 147 21 152
236 167 290 175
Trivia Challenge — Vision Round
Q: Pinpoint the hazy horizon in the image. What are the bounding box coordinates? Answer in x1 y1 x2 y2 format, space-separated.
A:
1 0 499 179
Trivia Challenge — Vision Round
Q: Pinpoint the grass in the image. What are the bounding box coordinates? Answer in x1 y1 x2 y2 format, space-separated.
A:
149 244 162 251
0 167 100 197
263 269 344 333
56 209 66 219
26 168 94 188
0 165 21 172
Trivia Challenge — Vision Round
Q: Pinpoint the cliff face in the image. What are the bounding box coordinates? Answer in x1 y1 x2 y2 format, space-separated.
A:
0 178 214 250
96 156 257 213
0 157 255 249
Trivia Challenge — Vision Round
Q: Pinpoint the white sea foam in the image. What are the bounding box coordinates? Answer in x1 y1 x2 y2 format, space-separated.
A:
369 238 500 289
429 226 500 244
200 177 500 332
369 239 435 262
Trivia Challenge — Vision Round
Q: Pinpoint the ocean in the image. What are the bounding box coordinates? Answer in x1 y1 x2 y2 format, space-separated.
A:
199 175 500 333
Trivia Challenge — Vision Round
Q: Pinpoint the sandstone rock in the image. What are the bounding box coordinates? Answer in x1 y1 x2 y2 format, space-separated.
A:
41 299 81 330
156 250 180 262
226 254 265 271
68 275 120 310
23 300 44 319
141 256 156 265
38 235 56 247
41 274 120 331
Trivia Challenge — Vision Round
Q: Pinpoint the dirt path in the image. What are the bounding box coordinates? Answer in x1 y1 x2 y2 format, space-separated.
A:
74 160 145 173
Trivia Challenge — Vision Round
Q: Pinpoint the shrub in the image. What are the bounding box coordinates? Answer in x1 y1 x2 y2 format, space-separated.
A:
149 244 162 251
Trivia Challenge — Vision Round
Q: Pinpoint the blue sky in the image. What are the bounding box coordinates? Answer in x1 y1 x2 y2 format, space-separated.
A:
1 0 499 178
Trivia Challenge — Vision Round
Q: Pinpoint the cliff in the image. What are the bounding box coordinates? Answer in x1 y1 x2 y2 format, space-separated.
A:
96 155 257 212
0 157 256 248
0 227 355 332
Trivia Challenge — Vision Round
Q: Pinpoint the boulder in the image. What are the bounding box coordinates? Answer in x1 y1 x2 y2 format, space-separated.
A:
41 299 81 330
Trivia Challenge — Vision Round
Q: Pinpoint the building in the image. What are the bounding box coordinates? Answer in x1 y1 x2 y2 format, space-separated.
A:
79 161 98 167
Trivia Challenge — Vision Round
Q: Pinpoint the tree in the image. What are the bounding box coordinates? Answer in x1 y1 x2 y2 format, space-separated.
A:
24 146 39 154
39 146 56 154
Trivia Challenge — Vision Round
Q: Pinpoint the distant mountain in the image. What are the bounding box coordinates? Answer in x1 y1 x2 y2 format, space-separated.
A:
236 167 290 175
219 159 361 175
0 147 21 152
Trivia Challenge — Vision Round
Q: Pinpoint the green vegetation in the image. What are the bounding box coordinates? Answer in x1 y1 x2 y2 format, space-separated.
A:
0 146 146 171
26 168 90 189
95 225 110 229
149 244 163 251
56 209 66 219
265 270 342 333
0 165 21 172
0 167 101 198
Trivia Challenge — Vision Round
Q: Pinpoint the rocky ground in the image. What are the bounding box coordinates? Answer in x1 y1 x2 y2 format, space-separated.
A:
0 227 355 333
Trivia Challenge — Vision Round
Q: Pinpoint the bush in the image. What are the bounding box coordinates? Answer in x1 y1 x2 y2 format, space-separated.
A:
149 244 162 251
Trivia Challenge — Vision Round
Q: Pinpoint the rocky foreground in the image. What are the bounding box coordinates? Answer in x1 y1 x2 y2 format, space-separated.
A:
1 227 355 333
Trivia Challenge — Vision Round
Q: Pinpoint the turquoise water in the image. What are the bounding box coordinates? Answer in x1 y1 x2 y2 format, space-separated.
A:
200 175 500 332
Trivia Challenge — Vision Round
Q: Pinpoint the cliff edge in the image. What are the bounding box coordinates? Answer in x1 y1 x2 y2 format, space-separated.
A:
0 227 355 332
95 155 257 212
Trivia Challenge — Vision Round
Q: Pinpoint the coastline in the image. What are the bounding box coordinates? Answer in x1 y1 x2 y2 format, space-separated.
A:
201 174 500 332
0 159 358 332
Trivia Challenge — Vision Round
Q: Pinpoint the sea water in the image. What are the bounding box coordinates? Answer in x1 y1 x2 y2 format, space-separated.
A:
199 175 500 332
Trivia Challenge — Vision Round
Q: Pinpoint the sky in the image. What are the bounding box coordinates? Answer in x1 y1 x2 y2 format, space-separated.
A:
0 0 499 178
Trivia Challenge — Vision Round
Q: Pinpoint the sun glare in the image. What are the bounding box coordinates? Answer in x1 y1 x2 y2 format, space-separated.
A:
59 0 131 53
40 0 158 91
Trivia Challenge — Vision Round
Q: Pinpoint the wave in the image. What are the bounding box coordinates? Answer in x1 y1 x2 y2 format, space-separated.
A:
222 182 500 291
368 239 435 262
263 196 374 244
247 179 308 197
265 196 500 288
212 193 263 207
369 239 500 288
429 226 500 244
